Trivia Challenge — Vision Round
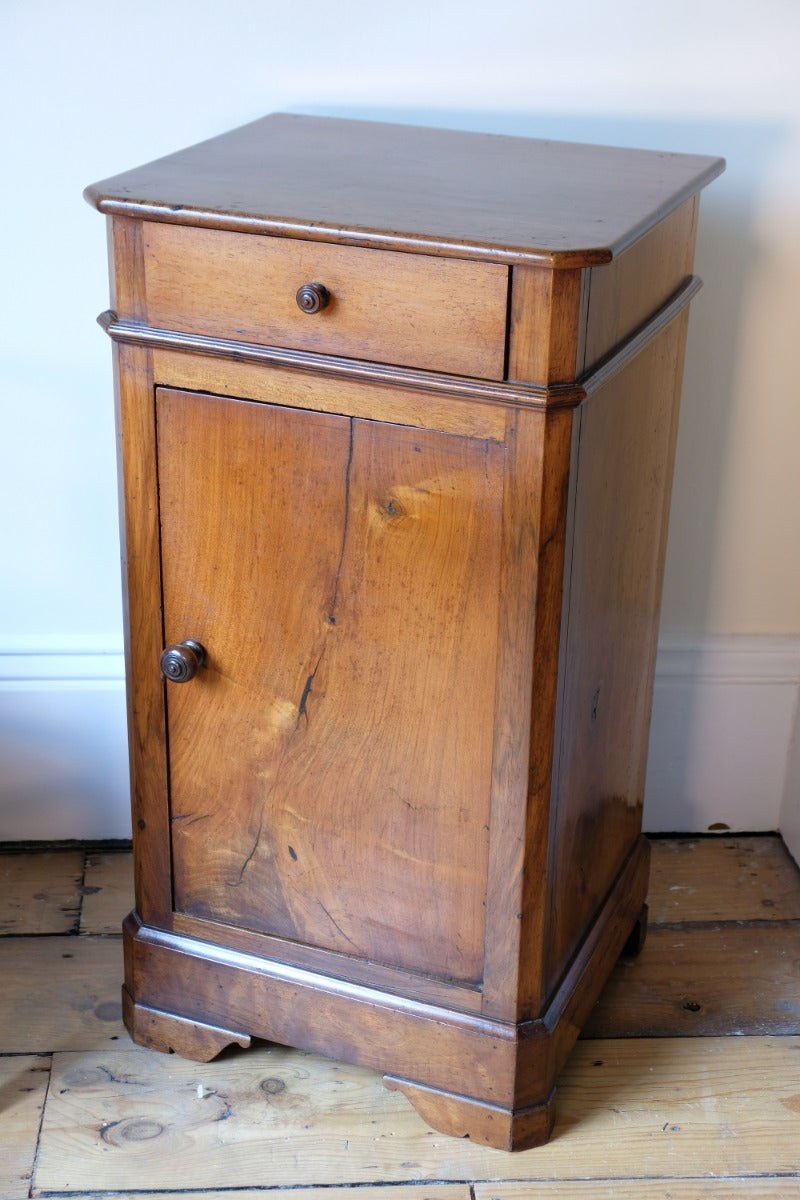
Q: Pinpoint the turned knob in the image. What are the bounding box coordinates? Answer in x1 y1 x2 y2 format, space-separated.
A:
160 640 206 683
296 282 330 314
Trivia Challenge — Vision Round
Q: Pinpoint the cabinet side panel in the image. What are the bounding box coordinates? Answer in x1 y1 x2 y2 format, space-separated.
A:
582 196 698 371
544 312 690 996
159 390 503 984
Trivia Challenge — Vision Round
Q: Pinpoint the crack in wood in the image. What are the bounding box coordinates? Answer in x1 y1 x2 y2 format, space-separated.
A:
230 418 355 887
317 899 359 950
327 416 354 625
296 668 317 725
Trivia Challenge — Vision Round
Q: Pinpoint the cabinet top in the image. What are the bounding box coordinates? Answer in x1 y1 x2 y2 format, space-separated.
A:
85 113 724 268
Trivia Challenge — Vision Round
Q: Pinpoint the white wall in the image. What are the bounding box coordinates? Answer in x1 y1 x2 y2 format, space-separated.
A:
2 0 799 839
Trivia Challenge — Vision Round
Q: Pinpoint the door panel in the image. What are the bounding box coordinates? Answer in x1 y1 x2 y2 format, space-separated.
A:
157 387 503 983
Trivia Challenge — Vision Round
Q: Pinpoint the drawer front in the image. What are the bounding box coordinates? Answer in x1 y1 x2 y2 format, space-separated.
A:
142 224 509 379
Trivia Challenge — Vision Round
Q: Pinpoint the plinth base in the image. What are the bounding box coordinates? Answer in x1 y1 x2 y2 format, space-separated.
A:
122 836 649 1150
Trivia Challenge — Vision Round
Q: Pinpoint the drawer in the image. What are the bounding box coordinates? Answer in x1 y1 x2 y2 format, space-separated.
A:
141 224 509 380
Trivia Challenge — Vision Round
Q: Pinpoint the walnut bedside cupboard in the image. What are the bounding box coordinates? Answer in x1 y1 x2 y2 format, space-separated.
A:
85 114 723 1150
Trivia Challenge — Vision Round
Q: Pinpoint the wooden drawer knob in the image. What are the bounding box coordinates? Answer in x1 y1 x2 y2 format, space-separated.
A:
160 640 206 683
296 282 330 314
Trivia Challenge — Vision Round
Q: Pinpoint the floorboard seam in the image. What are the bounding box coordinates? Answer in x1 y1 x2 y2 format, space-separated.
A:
651 918 800 932
0 1051 53 1059
0 931 124 940
31 1186 480 1197
28 1053 53 1200
75 849 89 936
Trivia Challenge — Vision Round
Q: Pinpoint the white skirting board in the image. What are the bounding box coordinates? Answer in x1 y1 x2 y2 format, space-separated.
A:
1 636 799 850
644 636 800 863
0 638 130 841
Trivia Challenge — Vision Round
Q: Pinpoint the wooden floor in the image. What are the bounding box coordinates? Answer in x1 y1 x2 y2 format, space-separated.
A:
1 836 799 1198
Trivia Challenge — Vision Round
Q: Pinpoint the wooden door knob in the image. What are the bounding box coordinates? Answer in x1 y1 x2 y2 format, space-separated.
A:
160 640 206 682
296 282 330 313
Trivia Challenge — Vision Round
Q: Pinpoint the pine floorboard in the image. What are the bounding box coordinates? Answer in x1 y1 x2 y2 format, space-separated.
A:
33 1037 800 1190
0 1055 51 1200
475 1182 800 1198
70 1192 471 1200
0 937 127 1053
0 850 84 934
647 835 800 923
80 850 134 935
0 835 798 1196
585 923 800 1037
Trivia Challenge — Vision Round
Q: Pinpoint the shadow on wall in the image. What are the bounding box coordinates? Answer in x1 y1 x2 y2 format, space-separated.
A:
780 692 800 862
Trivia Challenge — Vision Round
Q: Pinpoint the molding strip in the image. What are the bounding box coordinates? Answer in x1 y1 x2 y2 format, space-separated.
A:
581 276 703 396
654 635 800 685
0 638 124 685
89 199 616 269
98 310 579 410
97 275 701 412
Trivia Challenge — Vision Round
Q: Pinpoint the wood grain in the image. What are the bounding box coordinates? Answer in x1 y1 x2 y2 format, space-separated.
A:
0 1055 51 1200
581 195 698 371
518 408 579 1017
159 388 503 982
585 923 800 1037
481 406 555 1020
109 313 586 414
0 937 127 1052
112 338 172 928
104 271 700 415
152 349 509 442
143 223 508 379
171 909 483 1014
94 1192 472 1200
121 840 647 1142
544 314 688 996
122 990 250 1061
507 266 585 384
123 907 523 1110
476 1182 800 1199
95 113 723 1152
6 838 798 1192
86 113 724 267
110 216 147 320
0 850 83 934
384 1074 555 1151
80 851 134 934
34 1037 800 1191
648 835 800 923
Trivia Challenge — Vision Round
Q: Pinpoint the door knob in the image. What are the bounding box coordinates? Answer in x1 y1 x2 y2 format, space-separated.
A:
160 640 206 683
296 282 330 314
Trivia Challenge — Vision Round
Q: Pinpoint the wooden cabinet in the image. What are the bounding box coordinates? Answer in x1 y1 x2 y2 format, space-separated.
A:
86 114 723 1150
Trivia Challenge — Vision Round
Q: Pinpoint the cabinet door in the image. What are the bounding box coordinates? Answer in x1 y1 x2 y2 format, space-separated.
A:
156 387 504 985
